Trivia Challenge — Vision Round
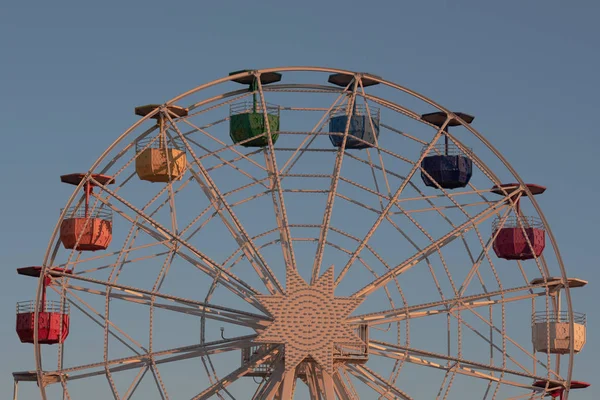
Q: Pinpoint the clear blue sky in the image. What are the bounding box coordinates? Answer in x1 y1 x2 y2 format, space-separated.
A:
1 0 598 398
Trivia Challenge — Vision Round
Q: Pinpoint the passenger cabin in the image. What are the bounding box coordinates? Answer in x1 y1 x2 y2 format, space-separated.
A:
531 277 587 354
491 184 546 260
59 173 114 251
134 104 188 183
328 104 380 149
15 267 70 345
229 70 281 147
532 312 586 354
327 73 381 149
420 112 474 189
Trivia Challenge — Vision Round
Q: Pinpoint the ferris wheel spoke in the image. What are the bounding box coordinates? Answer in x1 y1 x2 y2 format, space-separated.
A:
351 192 516 297
121 365 148 400
56 334 257 383
256 76 297 271
389 199 498 215
416 156 510 285
328 226 399 277
343 148 479 306
165 113 284 296
277 368 298 400
444 131 504 185
338 175 390 207
48 269 268 325
319 370 336 400
360 295 552 379
56 242 169 273
368 340 548 391
456 302 560 379
175 133 270 191
336 119 451 287
381 123 428 147
176 114 268 174
251 360 286 400
202 148 265 177
148 362 169 400
390 286 557 380
339 162 483 226
104 374 120 399
251 379 267 400
361 81 394 209
457 207 513 296
46 287 145 363
304 362 322 400
394 187 502 204
454 307 535 378
311 77 359 282
88 184 263 308
164 174 179 238
151 249 177 299
349 281 548 325
58 377 72 400
191 345 282 400
168 106 266 174
344 364 413 400
338 368 361 400
64 283 266 329
332 370 355 400
341 150 495 231
181 159 282 296
421 289 541 324
338 140 494 294
278 87 349 177
179 201 226 243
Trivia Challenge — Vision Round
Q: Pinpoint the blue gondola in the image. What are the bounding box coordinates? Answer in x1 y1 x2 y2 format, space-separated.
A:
421 144 473 189
329 105 380 149
420 112 474 189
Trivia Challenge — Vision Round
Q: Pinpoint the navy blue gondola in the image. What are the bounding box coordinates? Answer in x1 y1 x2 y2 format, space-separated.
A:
421 144 473 189
420 111 474 189
329 105 380 149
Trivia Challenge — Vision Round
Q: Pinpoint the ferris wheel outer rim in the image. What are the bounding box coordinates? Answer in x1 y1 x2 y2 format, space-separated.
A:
30 66 576 398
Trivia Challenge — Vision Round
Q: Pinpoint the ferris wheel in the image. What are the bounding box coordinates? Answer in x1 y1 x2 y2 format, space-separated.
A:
12 67 590 399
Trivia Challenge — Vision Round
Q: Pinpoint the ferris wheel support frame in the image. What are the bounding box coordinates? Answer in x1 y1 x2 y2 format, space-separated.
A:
23 66 579 399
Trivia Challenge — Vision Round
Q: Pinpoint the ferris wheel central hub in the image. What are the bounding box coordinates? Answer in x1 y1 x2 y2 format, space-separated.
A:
255 266 364 374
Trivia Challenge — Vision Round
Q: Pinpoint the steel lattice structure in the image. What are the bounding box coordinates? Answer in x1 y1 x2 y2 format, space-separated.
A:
13 67 588 399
